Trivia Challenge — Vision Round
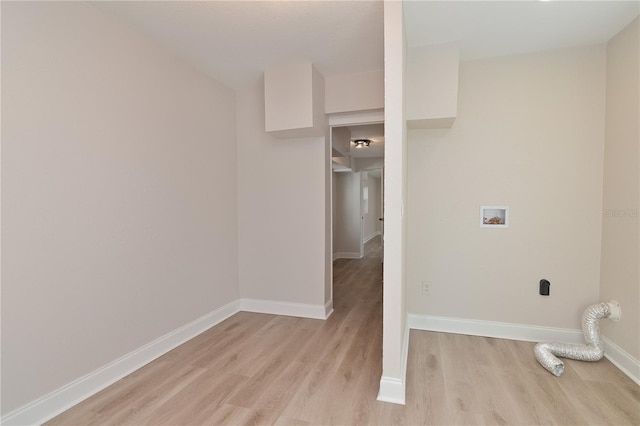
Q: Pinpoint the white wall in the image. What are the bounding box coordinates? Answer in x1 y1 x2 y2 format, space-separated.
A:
264 63 326 139
407 46 606 330
406 42 459 128
236 79 328 306
333 172 362 257
363 174 381 241
265 62 314 132
353 157 384 172
1 1 238 414
332 126 351 158
325 70 384 114
600 18 639 361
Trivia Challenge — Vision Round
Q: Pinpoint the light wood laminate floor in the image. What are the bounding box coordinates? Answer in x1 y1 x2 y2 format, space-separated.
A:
48 236 639 425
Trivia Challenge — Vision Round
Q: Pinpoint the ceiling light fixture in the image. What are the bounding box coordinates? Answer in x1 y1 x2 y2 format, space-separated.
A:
353 139 371 148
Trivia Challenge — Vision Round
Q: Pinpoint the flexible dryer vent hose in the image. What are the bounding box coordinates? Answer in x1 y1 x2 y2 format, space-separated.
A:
534 301 621 376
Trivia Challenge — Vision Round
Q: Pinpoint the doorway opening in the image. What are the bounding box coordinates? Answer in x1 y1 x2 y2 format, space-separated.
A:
330 120 384 310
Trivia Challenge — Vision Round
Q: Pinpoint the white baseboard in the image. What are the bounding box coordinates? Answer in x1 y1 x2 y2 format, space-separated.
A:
3 297 334 425
377 321 409 405
408 313 584 344
400 320 409 401
377 376 405 405
603 337 640 385
239 298 330 320
2 300 241 426
363 231 381 244
333 251 363 260
324 298 334 319
408 313 640 385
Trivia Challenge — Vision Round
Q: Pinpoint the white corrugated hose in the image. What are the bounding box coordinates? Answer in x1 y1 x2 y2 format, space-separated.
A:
534 301 621 376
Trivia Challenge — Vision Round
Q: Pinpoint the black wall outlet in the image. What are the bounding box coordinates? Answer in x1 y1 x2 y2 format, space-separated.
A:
539 279 550 296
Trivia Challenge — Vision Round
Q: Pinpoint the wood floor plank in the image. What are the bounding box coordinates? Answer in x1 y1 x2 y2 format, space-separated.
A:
46 236 639 426
405 331 448 426
568 354 636 384
196 402 252 426
226 326 315 409
279 308 373 421
556 371 628 425
585 380 640 425
483 338 551 425
272 415 309 426
439 333 485 425
508 338 591 425
142 372 248 425
103 364 207 425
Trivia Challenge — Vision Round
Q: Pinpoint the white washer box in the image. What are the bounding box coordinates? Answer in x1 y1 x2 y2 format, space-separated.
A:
480 206 509 228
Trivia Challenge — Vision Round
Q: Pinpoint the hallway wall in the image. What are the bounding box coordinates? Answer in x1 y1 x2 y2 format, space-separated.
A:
363 174 382 241
333 172 362 257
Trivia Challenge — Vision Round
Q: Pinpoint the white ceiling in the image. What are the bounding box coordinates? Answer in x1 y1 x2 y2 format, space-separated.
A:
404 1 639 61
95 1 384 90
96 1 638 90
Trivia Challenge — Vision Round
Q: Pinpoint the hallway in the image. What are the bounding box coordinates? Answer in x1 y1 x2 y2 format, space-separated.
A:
332 235 383 317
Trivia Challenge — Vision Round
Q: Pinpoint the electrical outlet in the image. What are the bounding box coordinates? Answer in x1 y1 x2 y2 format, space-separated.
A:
422 280 431 295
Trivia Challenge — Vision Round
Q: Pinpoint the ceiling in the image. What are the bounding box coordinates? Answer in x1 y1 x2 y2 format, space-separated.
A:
96 1 638 92
404 1 639 60
95 1 384 90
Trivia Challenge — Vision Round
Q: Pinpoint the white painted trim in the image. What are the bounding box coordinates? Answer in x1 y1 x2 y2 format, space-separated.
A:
603 337 640 385
324 298 335 319
377 320 409 405
397 319 409 403
408 313 584 344
239 298 328 320
333 251 363 259
328 109 384 127
2 300 241 426
363 231 381 244
377 377 405 405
